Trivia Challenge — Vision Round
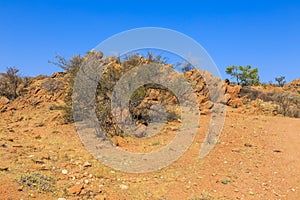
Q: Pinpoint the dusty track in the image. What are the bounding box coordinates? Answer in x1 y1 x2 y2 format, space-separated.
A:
0 104 299 199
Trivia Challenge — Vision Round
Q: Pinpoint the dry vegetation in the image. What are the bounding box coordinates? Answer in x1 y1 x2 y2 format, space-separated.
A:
0 51 299 199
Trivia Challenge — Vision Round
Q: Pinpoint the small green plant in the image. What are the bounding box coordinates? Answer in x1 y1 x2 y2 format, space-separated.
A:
19 173 56 193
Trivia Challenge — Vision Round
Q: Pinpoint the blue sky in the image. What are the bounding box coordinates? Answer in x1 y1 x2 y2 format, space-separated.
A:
0 0 299 82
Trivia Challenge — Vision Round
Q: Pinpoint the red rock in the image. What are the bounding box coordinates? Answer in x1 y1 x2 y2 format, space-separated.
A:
110 136 126 147
68 183 84 195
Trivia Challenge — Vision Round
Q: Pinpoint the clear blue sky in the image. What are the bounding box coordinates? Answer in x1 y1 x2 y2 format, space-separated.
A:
0 0 299 83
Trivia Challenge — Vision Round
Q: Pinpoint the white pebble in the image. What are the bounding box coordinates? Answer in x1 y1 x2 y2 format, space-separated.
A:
120 184 128 190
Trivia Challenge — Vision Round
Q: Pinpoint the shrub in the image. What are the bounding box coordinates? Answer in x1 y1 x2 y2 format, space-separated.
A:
54 51 182 138
275 76 286 87
0 67 22 99
19 173 56 193
274 93 300 118
49 54 84 123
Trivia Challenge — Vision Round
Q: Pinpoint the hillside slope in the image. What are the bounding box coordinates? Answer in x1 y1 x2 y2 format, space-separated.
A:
0 64 299 199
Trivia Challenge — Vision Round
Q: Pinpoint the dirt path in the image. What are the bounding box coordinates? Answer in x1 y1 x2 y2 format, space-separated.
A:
0 105 299 199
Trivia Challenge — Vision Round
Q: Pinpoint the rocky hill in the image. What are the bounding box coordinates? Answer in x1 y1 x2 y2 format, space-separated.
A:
1 56 299 134
224 79 300 118
0 55 300 199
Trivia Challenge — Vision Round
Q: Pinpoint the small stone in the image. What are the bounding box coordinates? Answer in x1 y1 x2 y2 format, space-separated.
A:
58 198 66 200
84 161 92 167
68 183 84 195
234 188 239 192
232 104 238 108
110 136 126 147
291 188 296 192
248 191 254 195
61 169 68 175
33 159 44 164
30 193 36 198
18 186 23 191
35 135 42 139
232 148 241 153
244 143 253 147
221 180 228 185
205 101 214 109
120 184 128 190
1 143 8 148
84 179 89 184
0 166 9 171
98 184 104 192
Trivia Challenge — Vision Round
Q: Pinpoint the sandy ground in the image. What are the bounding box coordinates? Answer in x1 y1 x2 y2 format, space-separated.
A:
0 104 299 200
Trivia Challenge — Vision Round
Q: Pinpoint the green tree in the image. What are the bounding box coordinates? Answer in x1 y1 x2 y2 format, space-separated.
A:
238 65 260 86
225 65 240 84
275 76 286 87
225 65 260 86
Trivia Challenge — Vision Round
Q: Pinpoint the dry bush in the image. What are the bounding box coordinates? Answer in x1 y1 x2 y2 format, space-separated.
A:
49 54 84 123
0 67 23 100
19 173 56 193
41 79 65 95
239 86 300 118
274 93 300 118
240 87 272 101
